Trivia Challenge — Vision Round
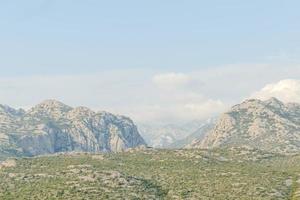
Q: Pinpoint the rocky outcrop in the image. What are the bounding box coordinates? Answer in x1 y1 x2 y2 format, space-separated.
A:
0 100 146 158
189 98 300 154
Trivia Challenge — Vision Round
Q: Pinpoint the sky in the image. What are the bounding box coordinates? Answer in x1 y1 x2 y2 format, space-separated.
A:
0 1 300 124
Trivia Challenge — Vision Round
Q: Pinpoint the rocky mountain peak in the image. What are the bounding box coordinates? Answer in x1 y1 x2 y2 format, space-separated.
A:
0 100 146 157
27 99 72 120
34 99 72 111
190 98 300 154
264 97 285 109
231 99 264 111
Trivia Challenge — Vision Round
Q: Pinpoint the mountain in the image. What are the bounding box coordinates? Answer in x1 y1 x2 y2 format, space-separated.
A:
0 100 146 159
189 98 300 154
168 118 216 148
138 120 205 148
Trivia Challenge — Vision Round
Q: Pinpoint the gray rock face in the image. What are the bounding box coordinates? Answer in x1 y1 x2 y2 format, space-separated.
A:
0 100 146 157
190 98 300 154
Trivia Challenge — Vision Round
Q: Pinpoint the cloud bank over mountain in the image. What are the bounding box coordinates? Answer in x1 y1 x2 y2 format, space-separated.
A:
251 79 300 103
0 65 299 124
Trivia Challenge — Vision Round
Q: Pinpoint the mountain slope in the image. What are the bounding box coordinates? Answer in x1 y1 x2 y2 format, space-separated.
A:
138 120 205 148
168 118 216 148
0 100 146 159
190 98 300 154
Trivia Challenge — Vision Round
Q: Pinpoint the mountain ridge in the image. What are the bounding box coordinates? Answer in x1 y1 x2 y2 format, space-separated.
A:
189 97 300 154
0 100 146 159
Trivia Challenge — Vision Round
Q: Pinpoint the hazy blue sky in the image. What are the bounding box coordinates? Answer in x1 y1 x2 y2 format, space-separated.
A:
1 0 300 75
0 1 300 124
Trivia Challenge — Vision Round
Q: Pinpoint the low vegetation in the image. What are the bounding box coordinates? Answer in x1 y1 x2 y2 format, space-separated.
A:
0 147 299 199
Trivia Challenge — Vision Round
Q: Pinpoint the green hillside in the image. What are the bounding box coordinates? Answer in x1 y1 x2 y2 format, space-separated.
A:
0 148 299 200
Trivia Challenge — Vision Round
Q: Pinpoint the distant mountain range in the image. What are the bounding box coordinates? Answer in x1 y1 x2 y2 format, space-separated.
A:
138 120 212 148
168 118 216 148
0 100 146 159
1 97 300 160
189 98 300 154
1 98 300 199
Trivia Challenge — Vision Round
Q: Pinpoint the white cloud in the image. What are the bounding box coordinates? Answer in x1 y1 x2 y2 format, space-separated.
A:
251 79 300 103
184 100 225 115
152 72 191 90
123 99 227 124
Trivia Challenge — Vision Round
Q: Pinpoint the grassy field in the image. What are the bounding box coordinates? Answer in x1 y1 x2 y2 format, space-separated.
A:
0 147 299 200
